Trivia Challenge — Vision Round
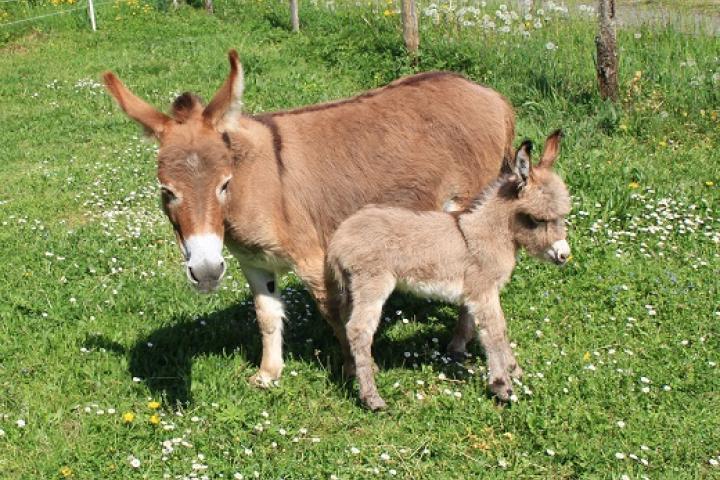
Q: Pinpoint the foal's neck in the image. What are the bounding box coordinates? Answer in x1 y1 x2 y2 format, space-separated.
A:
456 176 518 268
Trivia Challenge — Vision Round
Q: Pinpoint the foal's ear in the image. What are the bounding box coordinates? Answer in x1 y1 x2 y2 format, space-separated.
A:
512 140 533 187
103 72 171 139
537 129 563 168
203 49 244 130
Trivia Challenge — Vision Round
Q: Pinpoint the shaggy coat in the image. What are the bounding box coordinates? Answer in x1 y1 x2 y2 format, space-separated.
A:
103 50 516 386
328 132 571 410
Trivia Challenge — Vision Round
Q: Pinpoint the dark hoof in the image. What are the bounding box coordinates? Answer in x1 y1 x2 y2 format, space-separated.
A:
361 394 387 411
489 376 513 402
447 350 466 363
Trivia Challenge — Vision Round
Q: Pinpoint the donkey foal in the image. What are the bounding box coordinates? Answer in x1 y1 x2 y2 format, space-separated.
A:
328 131 571 410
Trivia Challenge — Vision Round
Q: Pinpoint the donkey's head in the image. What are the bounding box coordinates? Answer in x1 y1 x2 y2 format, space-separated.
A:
509 130 571 265
103 51 245 293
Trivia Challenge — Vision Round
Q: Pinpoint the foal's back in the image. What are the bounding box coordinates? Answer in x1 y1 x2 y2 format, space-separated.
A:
328 205 468 284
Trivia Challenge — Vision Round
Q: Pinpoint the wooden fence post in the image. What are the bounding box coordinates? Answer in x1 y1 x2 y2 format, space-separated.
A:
290 0 299 32
401 0 419 57
596 0 619 100
204 0 213 13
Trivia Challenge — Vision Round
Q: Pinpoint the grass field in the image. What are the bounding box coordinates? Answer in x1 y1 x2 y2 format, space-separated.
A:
1 0 719 478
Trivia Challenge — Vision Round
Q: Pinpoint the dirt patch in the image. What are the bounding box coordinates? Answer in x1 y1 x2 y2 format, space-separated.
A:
0 29 46 54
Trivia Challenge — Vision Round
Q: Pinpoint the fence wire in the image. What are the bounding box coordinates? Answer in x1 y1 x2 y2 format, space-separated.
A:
0 0 114 28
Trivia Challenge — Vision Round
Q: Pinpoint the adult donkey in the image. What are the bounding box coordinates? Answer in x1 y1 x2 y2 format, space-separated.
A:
103 50 515 386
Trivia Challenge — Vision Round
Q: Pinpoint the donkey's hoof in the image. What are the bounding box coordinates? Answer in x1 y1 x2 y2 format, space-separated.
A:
489 376 513 402
249 371 278 389
361 394 387 411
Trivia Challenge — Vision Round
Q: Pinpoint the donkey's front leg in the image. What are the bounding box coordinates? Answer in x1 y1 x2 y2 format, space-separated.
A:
467 293 518 401
242 265 285 387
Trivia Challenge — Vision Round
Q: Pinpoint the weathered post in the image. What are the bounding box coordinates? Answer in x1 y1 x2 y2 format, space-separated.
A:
596 0 619 100
204 0 213 13
290 0 299 32
87 0 97 31
401 0 419 57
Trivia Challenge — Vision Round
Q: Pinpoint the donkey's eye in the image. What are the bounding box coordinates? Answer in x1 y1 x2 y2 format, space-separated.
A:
219 179 231 196
161 187 177 202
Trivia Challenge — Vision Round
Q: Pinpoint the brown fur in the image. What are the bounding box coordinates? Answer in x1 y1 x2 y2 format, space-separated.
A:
327 132 571 409
103 50 516 386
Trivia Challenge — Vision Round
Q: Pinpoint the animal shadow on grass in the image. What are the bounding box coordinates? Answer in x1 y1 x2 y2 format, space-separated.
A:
90 284 480 407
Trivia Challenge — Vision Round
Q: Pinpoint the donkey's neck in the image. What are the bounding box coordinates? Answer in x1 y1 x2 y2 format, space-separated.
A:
457 177 518 270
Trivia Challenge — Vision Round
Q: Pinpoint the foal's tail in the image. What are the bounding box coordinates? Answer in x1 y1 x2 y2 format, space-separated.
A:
325 248 351 317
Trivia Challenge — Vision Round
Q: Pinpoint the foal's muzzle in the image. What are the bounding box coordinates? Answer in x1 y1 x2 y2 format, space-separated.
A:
546 239 571 265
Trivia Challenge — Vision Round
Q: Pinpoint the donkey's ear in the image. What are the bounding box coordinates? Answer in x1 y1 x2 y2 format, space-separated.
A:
512 140 533 187
103 72 171 139
537 129 563 168
203 49 244 130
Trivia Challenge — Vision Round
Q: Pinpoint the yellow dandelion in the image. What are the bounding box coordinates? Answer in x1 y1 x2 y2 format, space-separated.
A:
147 400 160 410
149 414 161 426
59 466 73 478
383 9 393 16
619 124 628 131
628 182 640 189
658 140 667 147
706 181 715 187
122 411 135 423
711 111 718 122
582 351 591 362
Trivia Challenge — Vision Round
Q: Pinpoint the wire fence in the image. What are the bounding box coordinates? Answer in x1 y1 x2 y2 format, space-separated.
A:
0 0 120 29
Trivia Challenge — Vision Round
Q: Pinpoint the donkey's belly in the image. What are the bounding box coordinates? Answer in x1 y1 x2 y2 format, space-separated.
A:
396 278 464 304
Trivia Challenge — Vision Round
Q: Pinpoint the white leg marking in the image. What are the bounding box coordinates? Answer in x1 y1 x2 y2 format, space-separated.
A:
242 266 285 386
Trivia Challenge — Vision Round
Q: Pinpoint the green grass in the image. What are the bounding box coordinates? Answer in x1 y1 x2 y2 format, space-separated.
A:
1 1 719 478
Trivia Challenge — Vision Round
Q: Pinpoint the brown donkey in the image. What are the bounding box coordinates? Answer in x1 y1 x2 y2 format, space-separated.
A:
103 50 515 387
328 131 571 410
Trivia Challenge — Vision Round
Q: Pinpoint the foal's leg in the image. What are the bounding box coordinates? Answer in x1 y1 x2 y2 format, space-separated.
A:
345 274 395 411
466 293 517 401
447 305 476 361
241 265 285 387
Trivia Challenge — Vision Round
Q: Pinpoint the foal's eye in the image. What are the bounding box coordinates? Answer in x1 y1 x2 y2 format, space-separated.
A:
522 214 544 228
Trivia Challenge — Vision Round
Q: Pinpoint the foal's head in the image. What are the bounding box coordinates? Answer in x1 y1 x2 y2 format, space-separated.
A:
103 51 246 293
508 130 571 265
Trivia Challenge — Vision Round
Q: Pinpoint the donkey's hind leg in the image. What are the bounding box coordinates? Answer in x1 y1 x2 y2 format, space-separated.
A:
345 273 395 411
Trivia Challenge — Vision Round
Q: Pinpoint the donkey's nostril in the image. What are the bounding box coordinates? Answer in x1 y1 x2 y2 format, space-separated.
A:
188 266 199 283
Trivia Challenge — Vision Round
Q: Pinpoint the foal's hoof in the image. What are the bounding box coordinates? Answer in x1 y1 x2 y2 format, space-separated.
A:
249 371 278 389
508 362 523 380
489 376 513 402
361 394 387 411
